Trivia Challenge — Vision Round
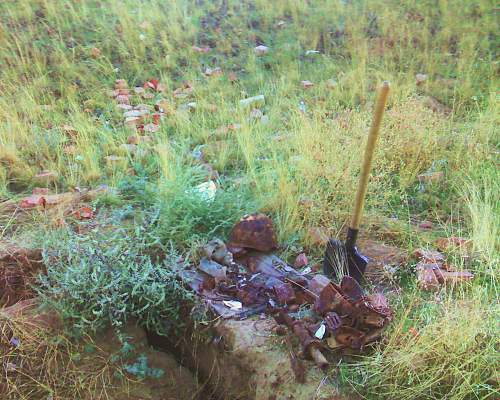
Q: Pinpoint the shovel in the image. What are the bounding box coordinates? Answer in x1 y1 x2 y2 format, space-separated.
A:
323 81 390 283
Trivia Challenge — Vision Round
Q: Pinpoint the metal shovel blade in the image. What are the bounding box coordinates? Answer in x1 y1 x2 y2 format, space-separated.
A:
323 239 368 284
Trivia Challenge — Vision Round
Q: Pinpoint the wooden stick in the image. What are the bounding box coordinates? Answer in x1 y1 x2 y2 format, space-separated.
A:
350 81 390 230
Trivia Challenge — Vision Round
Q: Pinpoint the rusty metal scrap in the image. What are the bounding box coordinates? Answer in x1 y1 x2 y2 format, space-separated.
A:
285 334 306 383
310 277 391 349
186 242 392 350
180 217 394 376
274 311 329 370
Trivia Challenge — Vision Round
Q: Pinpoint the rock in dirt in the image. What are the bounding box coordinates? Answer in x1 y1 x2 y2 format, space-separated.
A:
301 80 314 89
413 248 445 263
356 239 407 280
33 171 58 185
2 186 108 227
436 236 472 252
203 238 233 266
418 171 444 184
423 96 452 114
326 78 338 89
415 73 427 85
115 79 128 89
19 191 73 209
198 258 227 282
418 220 434 230
204 67 223 77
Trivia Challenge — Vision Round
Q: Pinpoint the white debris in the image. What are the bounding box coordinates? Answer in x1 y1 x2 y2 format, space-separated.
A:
239 95 265 108
254 45 269 56
179 102 197 112
223 300 243 310
195 180 217 202
314 323 326 339
416 73 428 85
123 109 149 118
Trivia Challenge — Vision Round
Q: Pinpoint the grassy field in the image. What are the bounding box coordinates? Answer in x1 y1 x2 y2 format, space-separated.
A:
0 0 498 399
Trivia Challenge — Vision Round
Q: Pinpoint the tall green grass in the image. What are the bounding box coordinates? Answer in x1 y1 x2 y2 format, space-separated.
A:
0 0 497 398
341 169 499 399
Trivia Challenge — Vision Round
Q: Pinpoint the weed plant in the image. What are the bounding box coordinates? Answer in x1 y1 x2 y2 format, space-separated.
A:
39 219 193 336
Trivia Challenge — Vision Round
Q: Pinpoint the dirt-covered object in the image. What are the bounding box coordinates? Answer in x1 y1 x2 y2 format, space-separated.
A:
0 244 44 307
274 311 329 369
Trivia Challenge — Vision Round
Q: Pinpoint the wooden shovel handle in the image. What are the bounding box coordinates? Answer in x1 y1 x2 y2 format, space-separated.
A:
350 81 390 230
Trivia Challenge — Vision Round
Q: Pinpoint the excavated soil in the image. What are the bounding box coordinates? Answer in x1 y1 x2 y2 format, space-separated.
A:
0 239 405 399
148 317 346 400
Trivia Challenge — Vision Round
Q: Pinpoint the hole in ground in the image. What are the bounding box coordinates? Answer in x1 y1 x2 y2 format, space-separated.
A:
146 329 233 400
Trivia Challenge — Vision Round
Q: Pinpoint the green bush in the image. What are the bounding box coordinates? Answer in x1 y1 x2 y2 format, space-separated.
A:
39 225 193 336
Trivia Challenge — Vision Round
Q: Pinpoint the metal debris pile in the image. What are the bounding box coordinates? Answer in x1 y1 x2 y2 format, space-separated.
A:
182 214 392 370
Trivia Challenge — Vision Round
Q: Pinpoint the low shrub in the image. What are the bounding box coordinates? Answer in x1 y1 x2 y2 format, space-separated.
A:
39 224 194 336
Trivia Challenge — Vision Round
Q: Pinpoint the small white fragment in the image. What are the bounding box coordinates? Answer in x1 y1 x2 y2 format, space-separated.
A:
416 73 427 85
314 323 326 339
204 67 222 77
223 300 243 310
254 45 269 56
239 95 265 108
195 180 217 202
305 50 320 55
123 109 149 118
300 266 312 275
179 102 197 112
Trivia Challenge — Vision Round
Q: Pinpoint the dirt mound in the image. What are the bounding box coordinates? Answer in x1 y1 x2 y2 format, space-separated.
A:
0 303 200 400
0 244 44 307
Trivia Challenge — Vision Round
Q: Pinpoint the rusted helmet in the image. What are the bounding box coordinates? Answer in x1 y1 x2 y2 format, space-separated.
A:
228 213 278 252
